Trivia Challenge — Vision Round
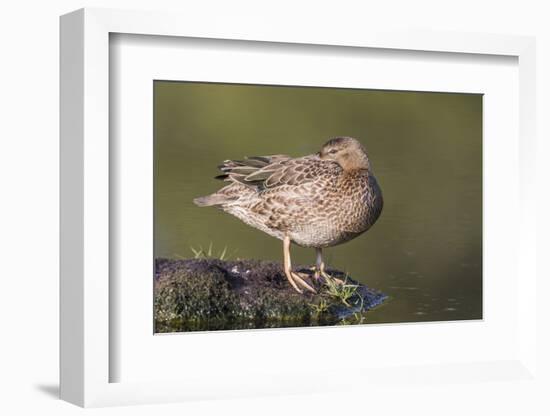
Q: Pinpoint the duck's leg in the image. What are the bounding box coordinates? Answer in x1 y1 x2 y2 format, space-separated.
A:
315 248 345 285
283 235 316 293
283 235 302 293
314 248 323 281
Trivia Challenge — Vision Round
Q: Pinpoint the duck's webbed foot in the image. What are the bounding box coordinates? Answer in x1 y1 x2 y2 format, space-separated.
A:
283 266 316 294
315 248 345 285
320 269 345 286
290 271 316 293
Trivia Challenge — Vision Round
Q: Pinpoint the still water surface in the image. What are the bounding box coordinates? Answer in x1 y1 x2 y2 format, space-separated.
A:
154 81 482 324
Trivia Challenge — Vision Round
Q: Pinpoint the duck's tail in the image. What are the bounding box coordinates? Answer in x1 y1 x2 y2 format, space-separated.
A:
193 193 228 207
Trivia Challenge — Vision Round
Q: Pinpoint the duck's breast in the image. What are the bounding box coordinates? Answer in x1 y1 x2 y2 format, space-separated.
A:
289 170 383 247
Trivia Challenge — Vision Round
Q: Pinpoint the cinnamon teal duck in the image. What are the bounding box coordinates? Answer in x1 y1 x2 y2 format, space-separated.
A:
193 136 383 294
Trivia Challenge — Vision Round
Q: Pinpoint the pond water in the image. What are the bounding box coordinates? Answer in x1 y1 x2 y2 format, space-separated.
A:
154 81 482 326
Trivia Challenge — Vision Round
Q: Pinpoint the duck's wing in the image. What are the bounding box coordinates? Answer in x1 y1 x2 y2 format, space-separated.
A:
216 154 335 190
215 155 290 185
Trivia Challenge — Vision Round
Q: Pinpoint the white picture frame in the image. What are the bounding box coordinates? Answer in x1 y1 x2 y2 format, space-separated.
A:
60 7 538 408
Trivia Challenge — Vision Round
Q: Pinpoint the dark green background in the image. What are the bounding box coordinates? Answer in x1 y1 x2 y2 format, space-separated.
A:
154 81 482 324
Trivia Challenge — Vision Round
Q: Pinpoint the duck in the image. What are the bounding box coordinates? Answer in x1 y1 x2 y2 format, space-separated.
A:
193 136 383 294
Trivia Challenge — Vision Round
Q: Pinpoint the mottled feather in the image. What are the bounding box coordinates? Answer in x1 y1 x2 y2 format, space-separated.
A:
194 137 383 248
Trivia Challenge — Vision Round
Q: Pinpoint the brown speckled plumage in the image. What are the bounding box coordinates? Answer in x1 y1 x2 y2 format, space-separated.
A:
194 136 383 248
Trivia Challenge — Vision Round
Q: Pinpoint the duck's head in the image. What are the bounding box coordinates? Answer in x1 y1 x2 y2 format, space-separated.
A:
318 136 370 171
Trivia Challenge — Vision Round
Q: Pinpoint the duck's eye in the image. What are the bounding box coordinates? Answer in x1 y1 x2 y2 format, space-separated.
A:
328 149 338 154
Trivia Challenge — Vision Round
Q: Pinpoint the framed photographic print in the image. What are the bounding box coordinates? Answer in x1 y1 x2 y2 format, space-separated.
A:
60 7 539 408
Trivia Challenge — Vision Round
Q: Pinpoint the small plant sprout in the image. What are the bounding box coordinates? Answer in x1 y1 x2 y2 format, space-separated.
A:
322 271 362 308
175 243 235 260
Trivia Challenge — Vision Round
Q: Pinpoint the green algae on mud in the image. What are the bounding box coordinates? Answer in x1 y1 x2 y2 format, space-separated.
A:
154 258 388 333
